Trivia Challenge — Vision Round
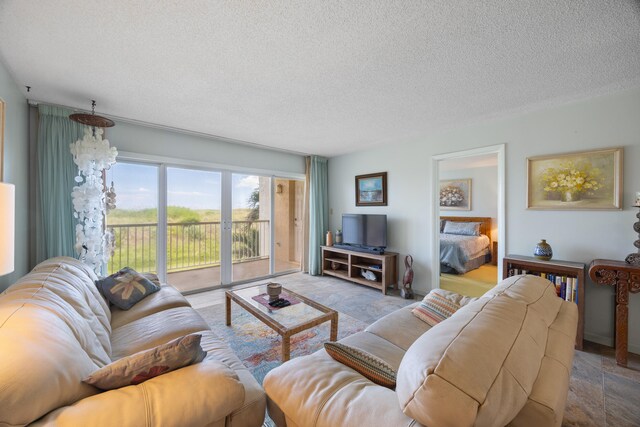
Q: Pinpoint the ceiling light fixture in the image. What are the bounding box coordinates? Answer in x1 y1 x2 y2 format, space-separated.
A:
69 100 114 128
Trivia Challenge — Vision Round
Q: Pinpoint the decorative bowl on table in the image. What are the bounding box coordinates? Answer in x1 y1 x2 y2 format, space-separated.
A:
267 282 282 301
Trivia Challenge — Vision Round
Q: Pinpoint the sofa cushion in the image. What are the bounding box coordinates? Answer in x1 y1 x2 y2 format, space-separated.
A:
324 342 396 388
396 275 566 427
84 334 207 390
264 350 415 427
111 306 209 359
95 267 160 310
412 289 461 326
364 302 430 351
110 284 191 329
0 294 102 426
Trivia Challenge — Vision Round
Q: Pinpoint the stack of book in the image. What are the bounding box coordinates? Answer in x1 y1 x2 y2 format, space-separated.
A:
506 269 578 303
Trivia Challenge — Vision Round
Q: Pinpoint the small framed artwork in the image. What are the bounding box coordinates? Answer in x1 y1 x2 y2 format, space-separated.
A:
527 147 623 210
355 172 387 206
439 179 472 210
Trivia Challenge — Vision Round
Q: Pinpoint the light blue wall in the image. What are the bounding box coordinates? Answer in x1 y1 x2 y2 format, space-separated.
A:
108 121 305 175
0 59 28 291
328 87 640 353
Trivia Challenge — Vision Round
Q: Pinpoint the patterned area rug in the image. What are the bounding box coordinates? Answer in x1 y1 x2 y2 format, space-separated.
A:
197 301 368 385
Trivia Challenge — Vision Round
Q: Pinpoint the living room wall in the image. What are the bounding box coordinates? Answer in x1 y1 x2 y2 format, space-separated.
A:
0 59 28 292
108 120 305 175
328 87 640 353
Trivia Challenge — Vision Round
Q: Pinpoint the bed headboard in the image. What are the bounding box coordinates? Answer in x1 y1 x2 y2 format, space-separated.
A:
441 216 492 240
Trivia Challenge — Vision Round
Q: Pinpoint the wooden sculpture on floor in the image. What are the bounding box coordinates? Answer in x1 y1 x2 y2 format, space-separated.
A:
401 255 414 299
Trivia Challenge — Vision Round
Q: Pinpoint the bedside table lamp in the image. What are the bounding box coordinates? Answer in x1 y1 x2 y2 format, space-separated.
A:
0 182 15 275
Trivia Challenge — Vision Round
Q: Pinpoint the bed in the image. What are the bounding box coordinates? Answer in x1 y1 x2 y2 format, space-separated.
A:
440 216 492 274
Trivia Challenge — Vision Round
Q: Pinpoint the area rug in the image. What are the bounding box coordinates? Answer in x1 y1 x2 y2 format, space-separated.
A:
197 302 368 385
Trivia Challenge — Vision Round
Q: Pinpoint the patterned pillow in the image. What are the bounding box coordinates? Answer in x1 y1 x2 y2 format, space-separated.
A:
324 342 396 389
95 267 160 310
443 221 481 236
142 272 161 286
412 290 461 326
83 334 207 390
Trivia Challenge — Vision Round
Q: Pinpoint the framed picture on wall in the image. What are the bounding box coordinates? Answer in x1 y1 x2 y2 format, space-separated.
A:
355 172 387 206
439 178 472 210
527 147 623 210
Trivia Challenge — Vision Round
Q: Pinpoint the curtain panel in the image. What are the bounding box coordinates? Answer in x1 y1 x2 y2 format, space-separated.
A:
36 105 84 263
308 155 328 275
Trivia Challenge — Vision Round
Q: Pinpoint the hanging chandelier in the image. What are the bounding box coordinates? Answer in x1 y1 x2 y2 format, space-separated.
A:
69 100 117 276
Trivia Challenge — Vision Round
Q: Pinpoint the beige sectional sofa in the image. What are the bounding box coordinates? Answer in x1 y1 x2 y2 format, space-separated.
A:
0 257 265 427
264 274 578 427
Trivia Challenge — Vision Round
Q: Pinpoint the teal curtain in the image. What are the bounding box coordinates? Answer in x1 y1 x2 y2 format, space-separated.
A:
308 156 328 275
36 105 85 263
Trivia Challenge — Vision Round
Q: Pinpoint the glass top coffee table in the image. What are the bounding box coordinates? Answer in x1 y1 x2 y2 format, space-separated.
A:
225 285 338 361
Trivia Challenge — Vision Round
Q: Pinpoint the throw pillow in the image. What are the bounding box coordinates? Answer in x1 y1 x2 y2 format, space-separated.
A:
83 334 207 390
412 290 461 326
324 342 396 389
142 272 161 286
95 267 160 310
442 221 481 236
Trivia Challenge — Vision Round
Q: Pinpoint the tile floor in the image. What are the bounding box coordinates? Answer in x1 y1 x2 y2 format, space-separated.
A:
186 272 640 427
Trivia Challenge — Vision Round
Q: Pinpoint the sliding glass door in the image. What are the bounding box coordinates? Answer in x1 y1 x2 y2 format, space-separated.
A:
273 178 304 274
106 162 159 275
106 159 302 292
166 167 222 292
231 173 271 282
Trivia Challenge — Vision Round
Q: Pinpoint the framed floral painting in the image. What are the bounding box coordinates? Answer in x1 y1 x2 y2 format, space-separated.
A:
527 147 623 210
439 179 471 211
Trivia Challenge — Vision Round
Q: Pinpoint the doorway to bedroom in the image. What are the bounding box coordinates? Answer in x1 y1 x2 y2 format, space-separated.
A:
432 145 505 297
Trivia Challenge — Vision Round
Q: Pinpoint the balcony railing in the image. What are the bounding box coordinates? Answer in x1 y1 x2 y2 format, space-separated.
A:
107 220 270 275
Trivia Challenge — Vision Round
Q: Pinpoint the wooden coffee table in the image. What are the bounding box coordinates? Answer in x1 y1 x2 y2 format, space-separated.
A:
225 285 338 361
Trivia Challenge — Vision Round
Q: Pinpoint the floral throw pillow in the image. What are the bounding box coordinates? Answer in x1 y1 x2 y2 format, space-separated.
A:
95 267 160 310
324 342 397 389
83 334 207 390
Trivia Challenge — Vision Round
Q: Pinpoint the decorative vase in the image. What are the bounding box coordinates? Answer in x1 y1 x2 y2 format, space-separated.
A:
561 191 580 202
326 231 333 246
267 282 282 301
331 261 340 271
534 239 553 261
335 230 343 244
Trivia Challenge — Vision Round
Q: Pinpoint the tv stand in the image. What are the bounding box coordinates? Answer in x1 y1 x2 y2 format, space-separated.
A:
321 246 398 294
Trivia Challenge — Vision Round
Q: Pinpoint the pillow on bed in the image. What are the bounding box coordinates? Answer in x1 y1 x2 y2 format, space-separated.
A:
443 221 481 236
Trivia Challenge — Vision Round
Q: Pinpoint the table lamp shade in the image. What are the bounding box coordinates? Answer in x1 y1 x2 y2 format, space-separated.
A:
0 183 15 275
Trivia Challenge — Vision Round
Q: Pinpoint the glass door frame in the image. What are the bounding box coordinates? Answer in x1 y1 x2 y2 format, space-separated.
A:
114 151 305 292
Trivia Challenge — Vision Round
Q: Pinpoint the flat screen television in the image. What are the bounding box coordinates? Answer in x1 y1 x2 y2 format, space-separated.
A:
342 214 387 248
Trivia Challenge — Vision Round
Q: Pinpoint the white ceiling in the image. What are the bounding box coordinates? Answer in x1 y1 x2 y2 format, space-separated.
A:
1 1 639 157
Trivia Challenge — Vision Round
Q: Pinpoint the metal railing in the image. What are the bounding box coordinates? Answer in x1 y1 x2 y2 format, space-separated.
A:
107 220 270 274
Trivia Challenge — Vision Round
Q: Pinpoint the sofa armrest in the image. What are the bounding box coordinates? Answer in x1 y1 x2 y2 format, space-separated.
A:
31 360 245 427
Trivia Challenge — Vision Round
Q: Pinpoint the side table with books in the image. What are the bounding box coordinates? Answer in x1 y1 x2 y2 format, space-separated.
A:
503 255 585 350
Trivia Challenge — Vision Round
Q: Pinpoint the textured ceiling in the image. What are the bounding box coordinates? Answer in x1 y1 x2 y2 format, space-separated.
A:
1 1 639 157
